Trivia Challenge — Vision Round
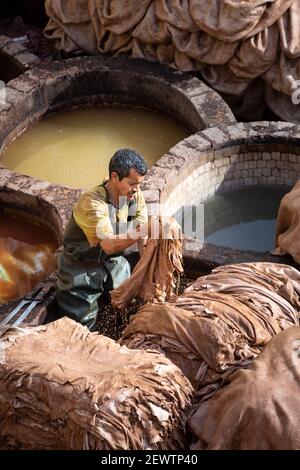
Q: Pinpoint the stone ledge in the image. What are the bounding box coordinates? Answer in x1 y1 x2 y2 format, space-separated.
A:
142 189 160 204
0 35 11 48
0 167 14 187
0 34 40 84
8 74 39 93
2 41 27 57
183 241 299 269
190 91 235 129
5 87 25 106
200 127 229 148
14 51 40 68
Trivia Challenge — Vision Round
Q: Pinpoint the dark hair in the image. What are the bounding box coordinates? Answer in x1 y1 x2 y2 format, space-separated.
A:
109 148 147 180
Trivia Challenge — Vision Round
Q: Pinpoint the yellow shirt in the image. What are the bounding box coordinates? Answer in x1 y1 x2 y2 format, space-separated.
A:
73 184 148 247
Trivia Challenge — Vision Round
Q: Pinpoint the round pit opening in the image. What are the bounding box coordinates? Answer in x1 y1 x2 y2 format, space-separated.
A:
0 55 235 189
151 122 300 266
0 210 57 305
0 188 61 322
2 106 189 189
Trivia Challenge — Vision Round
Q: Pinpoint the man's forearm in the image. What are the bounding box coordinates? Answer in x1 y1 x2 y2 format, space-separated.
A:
100 222 149 256
100 233 138 255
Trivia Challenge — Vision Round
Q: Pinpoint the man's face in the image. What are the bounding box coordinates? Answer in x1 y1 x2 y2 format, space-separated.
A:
112 168 145 201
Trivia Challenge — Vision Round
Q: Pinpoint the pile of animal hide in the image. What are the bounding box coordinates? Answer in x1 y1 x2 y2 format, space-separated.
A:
121 262 300 402
44 0 300 121
272 180 300 265
187 326 300 449
0 317 193 450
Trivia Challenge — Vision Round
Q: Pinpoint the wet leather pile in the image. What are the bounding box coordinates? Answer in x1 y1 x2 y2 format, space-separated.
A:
111 217 183 311
121 262 300 402
273 180 300 265
188 326 300 449
0 317 192 450
44 0 300 121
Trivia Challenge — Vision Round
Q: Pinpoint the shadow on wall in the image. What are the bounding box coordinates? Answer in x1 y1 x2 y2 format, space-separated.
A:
0 1 47 27
0 51 24 83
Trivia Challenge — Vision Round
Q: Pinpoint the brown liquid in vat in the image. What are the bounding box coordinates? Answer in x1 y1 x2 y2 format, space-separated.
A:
0 213 57 304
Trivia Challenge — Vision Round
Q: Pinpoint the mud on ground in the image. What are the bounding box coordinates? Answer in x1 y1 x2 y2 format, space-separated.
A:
96 273 195 341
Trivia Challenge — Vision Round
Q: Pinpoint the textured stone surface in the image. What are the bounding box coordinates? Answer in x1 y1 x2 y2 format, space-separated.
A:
201 127 229 148
0 34 40 85
14 52 40 67
3 41 27 57
0 35 11 48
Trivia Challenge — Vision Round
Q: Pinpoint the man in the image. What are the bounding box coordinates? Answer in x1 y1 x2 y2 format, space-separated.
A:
55 148 148 331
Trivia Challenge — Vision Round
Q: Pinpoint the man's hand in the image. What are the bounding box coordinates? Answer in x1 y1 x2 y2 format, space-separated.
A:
141 217 182 240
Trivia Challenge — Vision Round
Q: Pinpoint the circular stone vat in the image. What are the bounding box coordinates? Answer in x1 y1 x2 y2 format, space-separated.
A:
0 187 61 320
145 121 300 266
0 55 235 190
2 106 189 189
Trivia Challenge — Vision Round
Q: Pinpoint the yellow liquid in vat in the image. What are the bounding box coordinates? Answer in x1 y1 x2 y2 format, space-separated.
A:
2 107 188 189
